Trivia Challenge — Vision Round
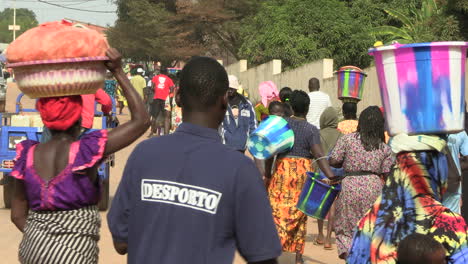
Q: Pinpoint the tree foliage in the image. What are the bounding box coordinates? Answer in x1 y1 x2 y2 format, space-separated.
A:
238 0 465 69
107 0 172 63
445 0 468 40
169 0 260 60
372 0 461 43
109 0 259 64
447 0 468 12
238 0 377 69
110 0 467 69
0 8 38 43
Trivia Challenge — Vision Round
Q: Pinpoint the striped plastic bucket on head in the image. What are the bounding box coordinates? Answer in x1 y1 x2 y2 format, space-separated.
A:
335 66 367 103
369 42 468 136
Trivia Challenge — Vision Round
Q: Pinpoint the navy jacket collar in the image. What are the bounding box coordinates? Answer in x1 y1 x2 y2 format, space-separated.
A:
176 122 221 141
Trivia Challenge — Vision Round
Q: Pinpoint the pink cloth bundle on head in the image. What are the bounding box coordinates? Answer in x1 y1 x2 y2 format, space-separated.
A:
259 81 279 107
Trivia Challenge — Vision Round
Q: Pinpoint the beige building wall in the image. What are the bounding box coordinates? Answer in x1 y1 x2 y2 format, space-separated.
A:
225 59 468 114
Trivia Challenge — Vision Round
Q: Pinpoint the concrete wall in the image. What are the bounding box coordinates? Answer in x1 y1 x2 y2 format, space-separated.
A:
225 59 334 105
225 58 468 114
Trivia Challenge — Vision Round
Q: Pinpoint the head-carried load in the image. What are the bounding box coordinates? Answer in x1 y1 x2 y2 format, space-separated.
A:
6 20 110 98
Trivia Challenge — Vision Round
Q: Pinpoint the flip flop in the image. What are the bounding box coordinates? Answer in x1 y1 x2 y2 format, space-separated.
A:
313 238 324 245
324 243 333 250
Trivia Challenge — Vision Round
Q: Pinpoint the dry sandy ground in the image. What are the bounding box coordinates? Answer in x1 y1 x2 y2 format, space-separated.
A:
0 83 343 264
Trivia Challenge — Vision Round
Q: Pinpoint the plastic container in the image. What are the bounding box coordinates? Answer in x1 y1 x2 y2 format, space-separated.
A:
8 56 107 98
296 172 341 220
247 115 294 160
369 42 468 135
335 66 367 103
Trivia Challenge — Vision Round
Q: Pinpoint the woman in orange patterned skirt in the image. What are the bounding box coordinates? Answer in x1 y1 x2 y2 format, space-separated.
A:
265 90 337 264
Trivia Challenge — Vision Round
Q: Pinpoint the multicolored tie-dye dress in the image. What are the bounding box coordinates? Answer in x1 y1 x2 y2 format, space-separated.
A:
347 151 468 264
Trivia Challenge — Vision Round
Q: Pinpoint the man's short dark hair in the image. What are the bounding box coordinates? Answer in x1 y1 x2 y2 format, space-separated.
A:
160 67 168 74
289 90 310 116
179 57 228 111
308 78 320 91
268 101 284 114
397 233 446 264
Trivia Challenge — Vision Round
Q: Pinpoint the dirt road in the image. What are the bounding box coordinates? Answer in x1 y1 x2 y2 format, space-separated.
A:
0 83 342 264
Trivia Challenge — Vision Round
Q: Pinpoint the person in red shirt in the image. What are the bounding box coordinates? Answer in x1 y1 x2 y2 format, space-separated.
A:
81 88 113 131
150 67 174 137
40 88 113 143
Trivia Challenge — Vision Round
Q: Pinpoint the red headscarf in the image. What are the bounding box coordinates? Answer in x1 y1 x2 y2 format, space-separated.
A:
36 96 82 131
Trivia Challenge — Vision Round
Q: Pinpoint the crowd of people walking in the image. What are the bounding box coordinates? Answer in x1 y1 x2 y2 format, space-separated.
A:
7 47 468 264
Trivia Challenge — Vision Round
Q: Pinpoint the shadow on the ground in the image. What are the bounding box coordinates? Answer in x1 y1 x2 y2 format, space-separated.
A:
305 233 337 244
108 195 115 208
279 252 330 264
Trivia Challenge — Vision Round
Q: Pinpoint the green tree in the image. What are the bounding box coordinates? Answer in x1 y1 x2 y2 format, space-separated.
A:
110 0 260 64
345 0 420 28
173 0 260 59
372 0 461 43
0 8 38 43
238 0 377 69
107 0 171 63
445 0 468 40
447 0 468 12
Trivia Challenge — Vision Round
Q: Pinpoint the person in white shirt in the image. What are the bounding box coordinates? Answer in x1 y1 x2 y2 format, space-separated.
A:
306 78 331 128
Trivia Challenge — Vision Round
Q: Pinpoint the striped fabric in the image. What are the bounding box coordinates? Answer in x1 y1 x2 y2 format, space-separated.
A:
306 91 331 129
19 206 101 264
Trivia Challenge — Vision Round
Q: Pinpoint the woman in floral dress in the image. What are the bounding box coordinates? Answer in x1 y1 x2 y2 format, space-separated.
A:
329 106 395 260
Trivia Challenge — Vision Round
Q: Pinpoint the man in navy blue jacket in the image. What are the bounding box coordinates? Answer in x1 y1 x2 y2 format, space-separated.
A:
107 57 281 264
220 75 257 153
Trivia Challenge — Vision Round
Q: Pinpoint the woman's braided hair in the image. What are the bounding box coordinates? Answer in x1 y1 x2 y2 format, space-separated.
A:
356 106 385 151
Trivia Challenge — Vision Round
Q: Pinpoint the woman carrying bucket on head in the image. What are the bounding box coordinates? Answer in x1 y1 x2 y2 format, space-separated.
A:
264 90 337 264
328 106 394 260
337 102 358 135
345 41 468 264
335 66 365 135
